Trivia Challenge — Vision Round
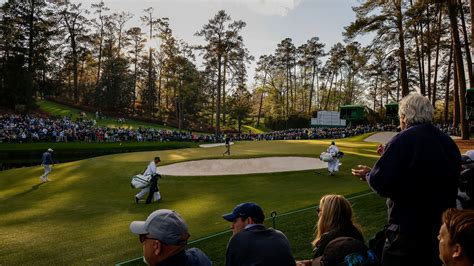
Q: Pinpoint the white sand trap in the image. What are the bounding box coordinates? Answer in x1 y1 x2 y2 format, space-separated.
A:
199 142 234 148
364 132 398 144
364 131 460 144
157 156 326 176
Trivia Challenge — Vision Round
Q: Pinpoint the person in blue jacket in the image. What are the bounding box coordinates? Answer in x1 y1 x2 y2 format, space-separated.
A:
352 93 461 266
222 202 295 266
40 148 54 182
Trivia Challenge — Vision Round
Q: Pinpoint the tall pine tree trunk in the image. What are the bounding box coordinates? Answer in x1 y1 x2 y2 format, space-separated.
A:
395 1 409 96
471 0 474 75
257 72 267 126
458 0 474 88
432 7 442 107
308 63 316 114
426 10 432 98
444 42 453 124
222 57 227 124
215 55 222 137
449 1 469 139
72 36 79 103
453 62 460 127
324 71 334 110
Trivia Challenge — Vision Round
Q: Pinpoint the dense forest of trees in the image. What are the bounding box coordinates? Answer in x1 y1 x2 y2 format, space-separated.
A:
0 0 473 138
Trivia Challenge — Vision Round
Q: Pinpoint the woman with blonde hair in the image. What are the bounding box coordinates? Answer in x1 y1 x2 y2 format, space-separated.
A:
296 194 364 266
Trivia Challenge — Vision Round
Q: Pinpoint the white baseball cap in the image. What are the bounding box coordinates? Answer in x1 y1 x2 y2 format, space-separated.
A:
47 148 54 152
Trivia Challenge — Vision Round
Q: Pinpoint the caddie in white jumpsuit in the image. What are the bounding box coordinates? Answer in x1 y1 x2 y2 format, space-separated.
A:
135 156 161 203
327 141 340 175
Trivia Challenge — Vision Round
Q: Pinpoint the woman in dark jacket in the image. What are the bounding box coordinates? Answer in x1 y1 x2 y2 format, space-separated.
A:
296 194 364 266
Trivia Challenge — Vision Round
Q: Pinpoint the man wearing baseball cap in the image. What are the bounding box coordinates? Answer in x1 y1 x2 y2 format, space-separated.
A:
222 202 295 266
130 209 211 265
40 148 54 182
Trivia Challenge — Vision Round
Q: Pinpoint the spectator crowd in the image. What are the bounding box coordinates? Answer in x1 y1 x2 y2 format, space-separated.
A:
0 114 407 144
0 113 461 144
0 114 213 143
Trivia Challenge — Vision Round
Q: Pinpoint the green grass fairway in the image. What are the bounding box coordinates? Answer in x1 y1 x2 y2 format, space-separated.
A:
38 99 177 130
0 135 386 265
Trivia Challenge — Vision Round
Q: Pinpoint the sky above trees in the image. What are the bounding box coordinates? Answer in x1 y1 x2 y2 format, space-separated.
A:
69 0 359 84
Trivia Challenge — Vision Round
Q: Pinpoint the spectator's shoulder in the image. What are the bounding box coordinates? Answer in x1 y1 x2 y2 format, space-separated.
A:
185 248 212 266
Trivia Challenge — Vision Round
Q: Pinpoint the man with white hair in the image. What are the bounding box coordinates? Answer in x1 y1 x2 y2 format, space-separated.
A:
40 148 54 182
352 93 461 266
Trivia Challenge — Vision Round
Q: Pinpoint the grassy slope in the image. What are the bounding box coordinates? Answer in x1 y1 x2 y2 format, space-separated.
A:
37 99 177 130
242 124 272 134
0 134 385 265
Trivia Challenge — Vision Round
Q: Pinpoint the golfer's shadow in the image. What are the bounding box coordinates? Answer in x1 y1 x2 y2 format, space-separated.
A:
3 182 46 202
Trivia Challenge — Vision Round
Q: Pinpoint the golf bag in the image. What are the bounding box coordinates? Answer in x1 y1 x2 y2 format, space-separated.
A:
320 151 344 162
319 152 333 162
131 174 152 189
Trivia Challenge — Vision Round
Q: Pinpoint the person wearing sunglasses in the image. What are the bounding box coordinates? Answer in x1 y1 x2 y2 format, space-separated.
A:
130 209 212 265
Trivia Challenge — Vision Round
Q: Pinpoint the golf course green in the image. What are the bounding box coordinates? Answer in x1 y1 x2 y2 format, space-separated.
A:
0 134 388 265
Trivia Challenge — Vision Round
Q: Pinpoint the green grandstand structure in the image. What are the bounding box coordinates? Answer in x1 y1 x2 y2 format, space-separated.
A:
339 105 365 124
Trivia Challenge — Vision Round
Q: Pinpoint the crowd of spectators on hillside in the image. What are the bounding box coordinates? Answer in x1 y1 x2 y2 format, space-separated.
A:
228 124 398 141
0 114 459 144
0 114 213 143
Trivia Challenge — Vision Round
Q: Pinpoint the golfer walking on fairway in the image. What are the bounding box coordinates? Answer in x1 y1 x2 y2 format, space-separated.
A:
40 148 54 182
327 141 340 175
223 135 231 156
135 156 162 204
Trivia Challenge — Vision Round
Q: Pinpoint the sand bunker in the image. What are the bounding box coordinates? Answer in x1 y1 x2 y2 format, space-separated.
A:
364 132 397 144
364 131 459 144
157 156 326 176
159 132 403 176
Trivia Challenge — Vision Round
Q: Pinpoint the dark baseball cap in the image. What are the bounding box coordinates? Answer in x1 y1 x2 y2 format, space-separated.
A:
222 202 265 223
313 237 374 266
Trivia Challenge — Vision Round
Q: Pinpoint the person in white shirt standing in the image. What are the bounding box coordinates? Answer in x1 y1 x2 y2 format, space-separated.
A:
135 156 162 204
327 141 339 176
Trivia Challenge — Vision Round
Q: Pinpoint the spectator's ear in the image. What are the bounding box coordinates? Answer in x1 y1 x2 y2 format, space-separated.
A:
451 243 462 259
247 217 257 224
153 240 163 256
